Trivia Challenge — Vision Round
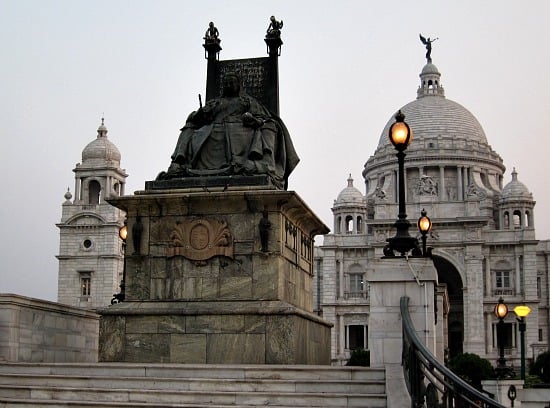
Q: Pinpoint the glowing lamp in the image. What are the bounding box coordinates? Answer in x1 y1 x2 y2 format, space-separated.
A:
389 110 412 151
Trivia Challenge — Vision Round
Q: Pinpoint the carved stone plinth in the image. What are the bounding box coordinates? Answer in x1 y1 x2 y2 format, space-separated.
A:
99 300 331 364
99 187 331 364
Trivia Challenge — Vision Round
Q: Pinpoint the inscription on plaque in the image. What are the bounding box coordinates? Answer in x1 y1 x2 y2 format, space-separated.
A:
217 58 270 106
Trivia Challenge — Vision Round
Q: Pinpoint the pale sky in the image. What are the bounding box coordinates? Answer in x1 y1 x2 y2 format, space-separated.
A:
2 0 550 301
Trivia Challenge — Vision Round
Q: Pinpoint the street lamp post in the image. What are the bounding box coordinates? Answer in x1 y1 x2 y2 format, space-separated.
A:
383 110 422 257
417 209 432 257
494 297 510 378
514 305 531 381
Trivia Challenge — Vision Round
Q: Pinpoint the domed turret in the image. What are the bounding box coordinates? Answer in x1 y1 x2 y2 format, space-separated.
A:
334 174 364 208
332 175 366 235
498 168 535 230
72 119 127 205
81 118 121 166
501 168 532 200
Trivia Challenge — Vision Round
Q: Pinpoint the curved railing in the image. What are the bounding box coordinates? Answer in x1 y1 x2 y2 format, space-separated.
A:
401 296 505 408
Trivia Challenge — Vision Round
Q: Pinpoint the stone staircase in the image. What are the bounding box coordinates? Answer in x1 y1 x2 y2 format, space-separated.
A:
0 363 386 407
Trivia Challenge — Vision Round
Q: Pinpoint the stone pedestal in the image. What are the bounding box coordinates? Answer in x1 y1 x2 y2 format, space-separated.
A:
99 187 331 364
367 257 439 367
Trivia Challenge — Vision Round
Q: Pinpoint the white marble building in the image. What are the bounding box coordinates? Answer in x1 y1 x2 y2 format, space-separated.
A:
314 59 550 367
56 119 127 309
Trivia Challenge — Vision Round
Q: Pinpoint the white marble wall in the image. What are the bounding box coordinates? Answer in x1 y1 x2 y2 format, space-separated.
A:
0 294 99 362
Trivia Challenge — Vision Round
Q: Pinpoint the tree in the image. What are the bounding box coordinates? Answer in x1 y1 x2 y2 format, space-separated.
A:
530 351 550 383
346 348 370 366
448 353 495 389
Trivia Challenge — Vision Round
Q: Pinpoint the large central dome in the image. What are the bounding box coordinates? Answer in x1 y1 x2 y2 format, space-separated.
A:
377 62 487 149
377 96 488 149
363 60 505 202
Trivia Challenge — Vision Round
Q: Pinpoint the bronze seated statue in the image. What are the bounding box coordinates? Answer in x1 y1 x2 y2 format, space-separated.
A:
158 72 299 190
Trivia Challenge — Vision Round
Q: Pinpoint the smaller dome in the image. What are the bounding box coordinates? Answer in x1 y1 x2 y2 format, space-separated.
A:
421 63 440 75
501 168 532 200
334 175 364 206
81 119 121 165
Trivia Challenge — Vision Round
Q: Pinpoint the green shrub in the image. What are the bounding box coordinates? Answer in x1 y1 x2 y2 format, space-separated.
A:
448 353 495 388
346 348 370 366
524 374 543 388
530 351 550 383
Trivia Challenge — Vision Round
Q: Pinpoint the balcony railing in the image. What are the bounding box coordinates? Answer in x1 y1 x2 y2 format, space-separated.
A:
401 296 505 408
343 291 368 300
492 288 514 296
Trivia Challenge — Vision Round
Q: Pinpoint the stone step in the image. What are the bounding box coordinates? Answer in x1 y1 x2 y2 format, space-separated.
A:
0 363 384 381
0 386 386 407
0 374 385 394
0 363 386 407
0 397 385 408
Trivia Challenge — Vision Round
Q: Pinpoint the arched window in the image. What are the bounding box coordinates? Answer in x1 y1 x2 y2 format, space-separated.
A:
113 182 120 196
503 212 509 229
525 211 531 228
357 216 363 233
513 210 522 229
345 215 353 233
89 180 101 204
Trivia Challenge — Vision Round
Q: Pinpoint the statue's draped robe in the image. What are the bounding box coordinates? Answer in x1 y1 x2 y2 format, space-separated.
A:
170 94 299 189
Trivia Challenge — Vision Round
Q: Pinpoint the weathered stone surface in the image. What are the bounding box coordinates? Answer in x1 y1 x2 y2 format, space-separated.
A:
98 316 124 362
244 315 265 333
170 334 206 363
125 333 170 363
100 190 331 364
220 276 252 299
99 300 332 364
125 256 151 301
187 315 222 333
266 315 295 364
158 316 186 333
126 316 158 334
207 333 265 364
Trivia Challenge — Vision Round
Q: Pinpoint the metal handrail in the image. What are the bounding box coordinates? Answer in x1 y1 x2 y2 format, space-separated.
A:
401 296 505 408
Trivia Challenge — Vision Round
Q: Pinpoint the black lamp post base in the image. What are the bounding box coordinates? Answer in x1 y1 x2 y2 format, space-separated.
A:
495 365 515 379
383 219 423 257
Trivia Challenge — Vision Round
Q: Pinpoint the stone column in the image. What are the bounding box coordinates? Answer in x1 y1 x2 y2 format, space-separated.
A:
485 254 491 297
463 167 469 196
74 177 81 203
463 247 485 355
457 166 463 201
516 255 521 296
338 314 345 356
339 259 345 299
439 166 446 201
105 176 111 198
